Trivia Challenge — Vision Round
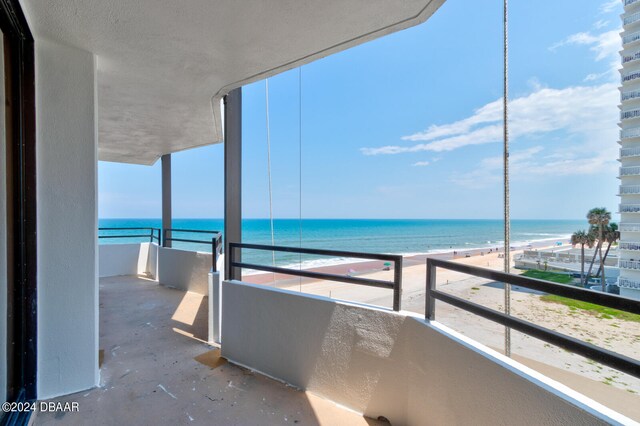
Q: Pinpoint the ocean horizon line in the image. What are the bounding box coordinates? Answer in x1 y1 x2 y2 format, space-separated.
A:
99 217 586 221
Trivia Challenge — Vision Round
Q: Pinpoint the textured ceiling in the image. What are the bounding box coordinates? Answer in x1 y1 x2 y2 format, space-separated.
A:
22 0 445 164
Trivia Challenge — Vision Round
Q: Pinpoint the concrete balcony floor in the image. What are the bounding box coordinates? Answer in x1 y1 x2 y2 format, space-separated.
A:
35 276 385 426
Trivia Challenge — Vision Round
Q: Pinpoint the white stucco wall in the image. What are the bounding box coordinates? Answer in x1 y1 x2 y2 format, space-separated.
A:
221 281 631 426
157 247 211 295
98 243 158 278
0 37 6 405
146 243 158 279
36 38 99 399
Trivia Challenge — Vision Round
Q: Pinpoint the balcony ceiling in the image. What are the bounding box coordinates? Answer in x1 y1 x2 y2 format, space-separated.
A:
22 0 445 165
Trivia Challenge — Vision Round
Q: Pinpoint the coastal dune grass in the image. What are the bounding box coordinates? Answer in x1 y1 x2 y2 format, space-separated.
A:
522 270 640 323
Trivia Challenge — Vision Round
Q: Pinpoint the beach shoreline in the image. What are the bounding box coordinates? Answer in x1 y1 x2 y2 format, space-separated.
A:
243 237 570 285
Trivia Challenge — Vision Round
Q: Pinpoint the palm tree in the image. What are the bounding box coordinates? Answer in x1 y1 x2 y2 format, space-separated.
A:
595 223 619 279
583 225 599 286
586 207 612 291
571 230 595 285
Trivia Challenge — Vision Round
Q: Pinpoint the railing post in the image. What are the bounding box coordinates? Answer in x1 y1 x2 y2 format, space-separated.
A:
162 229 167 247
149 228 153 243
228 243 236 281
426 259 436 320
393 257 402 311
211 237 217 273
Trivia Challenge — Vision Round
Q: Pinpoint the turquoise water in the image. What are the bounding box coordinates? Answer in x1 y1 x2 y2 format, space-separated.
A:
99 218 584 269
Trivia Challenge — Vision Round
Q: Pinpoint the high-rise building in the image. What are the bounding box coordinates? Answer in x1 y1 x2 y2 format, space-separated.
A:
618 0 640 299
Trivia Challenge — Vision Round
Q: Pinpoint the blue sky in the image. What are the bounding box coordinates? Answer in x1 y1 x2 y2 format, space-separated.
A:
99 0 622 220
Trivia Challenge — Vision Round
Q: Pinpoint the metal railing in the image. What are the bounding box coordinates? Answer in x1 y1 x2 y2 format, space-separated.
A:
98 227 161 244
620 222 640 232
620 184 640 194
621 146 640 158
623 30 640 45
163 228 223 272
621 89 640 102
618 277 640 289
425 258 640 378
619 203 640 212
228 242 403 311
624 11 640 26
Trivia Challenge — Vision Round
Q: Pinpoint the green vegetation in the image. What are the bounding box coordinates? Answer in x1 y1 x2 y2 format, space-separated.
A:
522 270 573 284
540 294 640 323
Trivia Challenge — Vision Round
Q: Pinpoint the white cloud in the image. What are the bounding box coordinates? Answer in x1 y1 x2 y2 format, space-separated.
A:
593 19 610 29
451 146 618 189
549 29 620 61
412 161 430 167
548 28 621 80
600 0 620 13
361 83 619 156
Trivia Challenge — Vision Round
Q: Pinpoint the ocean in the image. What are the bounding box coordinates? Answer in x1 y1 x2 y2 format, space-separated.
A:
99 218 584 270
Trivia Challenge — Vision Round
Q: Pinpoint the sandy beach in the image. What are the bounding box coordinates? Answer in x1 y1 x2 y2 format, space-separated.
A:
241 240 640 420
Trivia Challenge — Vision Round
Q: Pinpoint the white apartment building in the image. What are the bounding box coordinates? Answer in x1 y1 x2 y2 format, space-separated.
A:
618 0 640 299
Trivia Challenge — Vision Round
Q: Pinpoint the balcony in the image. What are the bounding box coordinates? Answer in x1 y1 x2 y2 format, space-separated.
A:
619 184 640 194
619 241 640 250
621 108 640 121
620 146 640 158
621 89 640 102
620 203 640 213
625 11 640 27
622 69 640 84
619 259 640 269
620 222 640 232
32 240 640 425
618 277 640 289
620 126 640 140
623 30 640 45
623 50 640 65
620 166 640 177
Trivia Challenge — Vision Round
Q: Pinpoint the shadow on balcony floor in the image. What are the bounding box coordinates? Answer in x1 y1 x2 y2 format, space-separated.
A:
35 275 385 426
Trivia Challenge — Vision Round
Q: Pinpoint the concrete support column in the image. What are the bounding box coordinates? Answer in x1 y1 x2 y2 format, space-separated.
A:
161 154 172 247
224 88 242 280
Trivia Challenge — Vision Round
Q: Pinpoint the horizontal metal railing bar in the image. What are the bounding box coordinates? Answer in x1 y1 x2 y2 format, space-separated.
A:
163 237 215 245
231 242 402 263
428 258 640 314
430 289 640 378
164 228 221 234
98 234 155 239
98 227 158 231
230 261 395 289
229 242 402 310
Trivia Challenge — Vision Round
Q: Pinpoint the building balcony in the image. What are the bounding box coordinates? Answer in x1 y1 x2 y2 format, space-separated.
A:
619 241 640 250
618 277 640 289
620 222 640 232
623 30 640 45
619 184 640 194
620 126 640 140
620 146 640 158
622 69 640 84
620 166 640 177
625 11 640 27
626 0 640 8
621 89 640 103
619 203 640 212
623 50 640 65
621 108 640 121
619 259 640 269
32 240 640 425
